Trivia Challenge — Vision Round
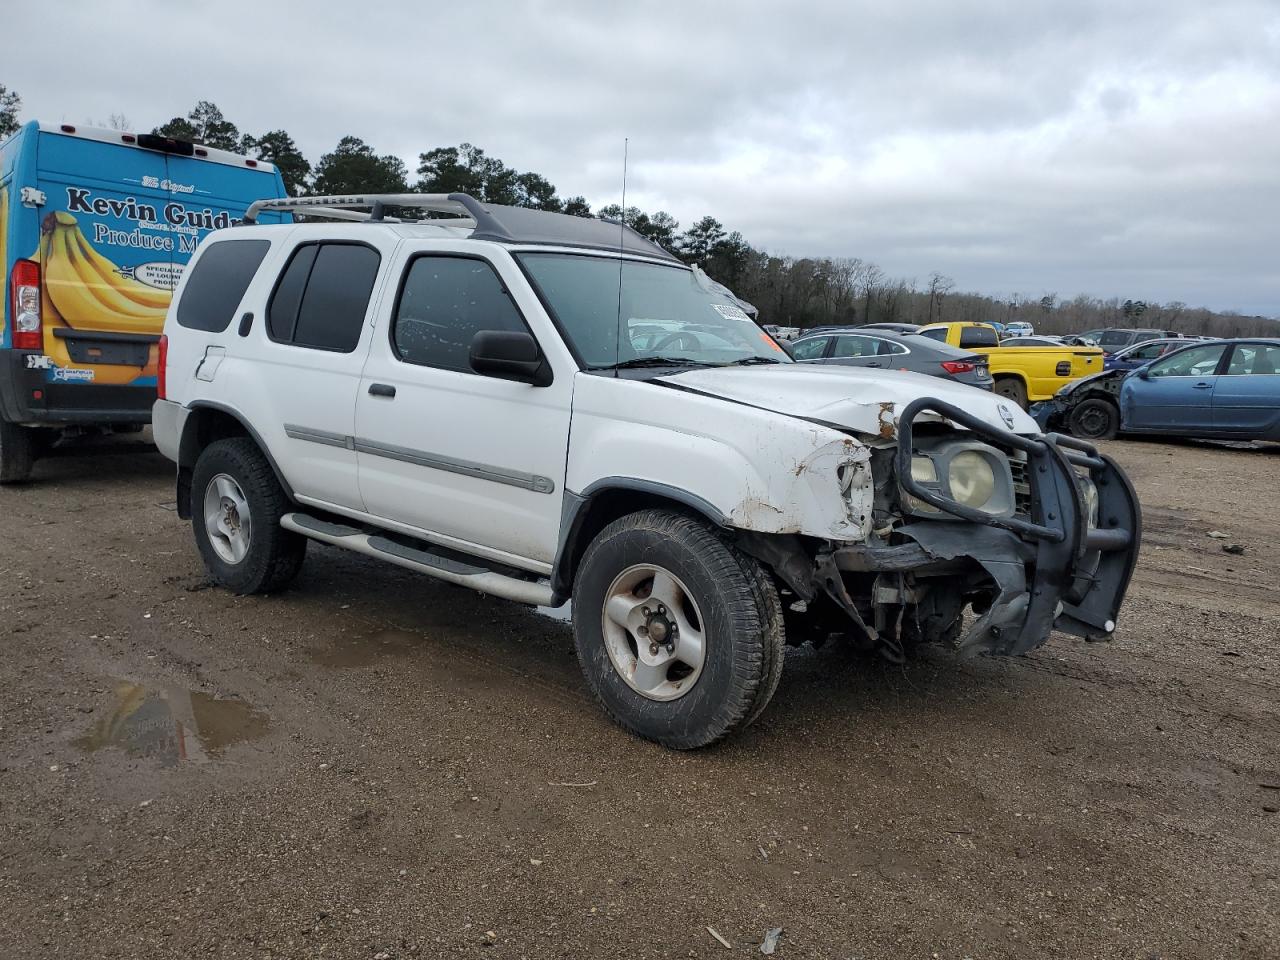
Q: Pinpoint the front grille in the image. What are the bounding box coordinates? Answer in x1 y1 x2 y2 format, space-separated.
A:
1009 454 1032 518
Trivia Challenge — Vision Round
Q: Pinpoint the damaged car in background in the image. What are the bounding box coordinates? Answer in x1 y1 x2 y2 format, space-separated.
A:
154 193 1143 750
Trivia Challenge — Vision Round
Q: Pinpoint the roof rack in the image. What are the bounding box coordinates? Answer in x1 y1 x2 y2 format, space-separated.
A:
242 192 681 262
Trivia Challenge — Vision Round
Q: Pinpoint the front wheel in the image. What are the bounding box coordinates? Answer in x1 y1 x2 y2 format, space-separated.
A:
1068 397 1119 440
190 437 306 594
572 509 784 749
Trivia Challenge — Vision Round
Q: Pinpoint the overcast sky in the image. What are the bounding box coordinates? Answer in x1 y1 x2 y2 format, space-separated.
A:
9 1 1280 315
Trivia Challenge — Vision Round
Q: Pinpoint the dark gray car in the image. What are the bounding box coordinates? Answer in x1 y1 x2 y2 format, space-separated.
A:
789 329 994 389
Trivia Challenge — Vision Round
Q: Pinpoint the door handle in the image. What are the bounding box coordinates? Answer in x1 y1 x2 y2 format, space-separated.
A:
368 383 396 398
1193 382 1213 389
237 312 254 337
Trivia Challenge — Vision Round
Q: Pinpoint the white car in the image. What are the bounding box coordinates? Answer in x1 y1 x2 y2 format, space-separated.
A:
153 193 1140 748
1004 321 1035 338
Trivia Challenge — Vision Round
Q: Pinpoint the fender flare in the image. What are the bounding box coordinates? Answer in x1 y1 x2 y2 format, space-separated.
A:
549 477 728 601
180 401 296 500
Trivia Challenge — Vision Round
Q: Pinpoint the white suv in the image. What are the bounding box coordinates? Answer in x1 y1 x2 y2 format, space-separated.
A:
153 193 1141 748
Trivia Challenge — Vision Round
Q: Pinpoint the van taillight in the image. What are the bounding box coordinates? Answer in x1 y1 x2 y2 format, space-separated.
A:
10 259 42 350
157 334 169 399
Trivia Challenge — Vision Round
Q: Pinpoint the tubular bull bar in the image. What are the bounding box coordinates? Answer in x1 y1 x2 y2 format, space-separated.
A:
880 397 1141 656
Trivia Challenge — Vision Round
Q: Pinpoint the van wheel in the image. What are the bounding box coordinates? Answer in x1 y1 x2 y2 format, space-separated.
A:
993 377 1028 409
0 421 36 485
1068 398 1119 440
190 437 306 594
572 509 784 749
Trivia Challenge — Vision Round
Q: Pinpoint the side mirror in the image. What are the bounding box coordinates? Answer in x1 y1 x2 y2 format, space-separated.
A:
469 330 552 387
1136 365 1153 380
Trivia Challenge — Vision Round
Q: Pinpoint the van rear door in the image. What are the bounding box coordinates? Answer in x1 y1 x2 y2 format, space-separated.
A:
35 128 174 387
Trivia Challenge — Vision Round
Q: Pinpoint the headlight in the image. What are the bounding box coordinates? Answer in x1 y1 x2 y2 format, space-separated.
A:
902 440 1016 518
1078 475 1099 528
906 456 942 514
948 451 996 510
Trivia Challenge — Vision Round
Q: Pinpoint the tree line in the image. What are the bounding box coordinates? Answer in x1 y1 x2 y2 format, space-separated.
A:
2 89 1275 337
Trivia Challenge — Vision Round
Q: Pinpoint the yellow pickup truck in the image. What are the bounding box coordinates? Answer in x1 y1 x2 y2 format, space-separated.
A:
915 323 1104 408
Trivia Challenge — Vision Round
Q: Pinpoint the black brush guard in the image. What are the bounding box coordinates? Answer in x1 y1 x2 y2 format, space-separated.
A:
891 397 1142 655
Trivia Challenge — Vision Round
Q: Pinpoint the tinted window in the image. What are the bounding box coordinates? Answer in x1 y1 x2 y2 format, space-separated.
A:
394 256 527 372
293 245 380 351
1098 330 1132 347
833 335 878 358
959 326 998 348
268 244 317 341
917 327 947 342
1130 342 1168 360
1148 344 1227 377
791 336 830 360
177 240 270 332
1227 344 1280 375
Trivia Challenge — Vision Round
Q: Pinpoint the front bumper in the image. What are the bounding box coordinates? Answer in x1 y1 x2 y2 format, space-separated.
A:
828 397 1141 656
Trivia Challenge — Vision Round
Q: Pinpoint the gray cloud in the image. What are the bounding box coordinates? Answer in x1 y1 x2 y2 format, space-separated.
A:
9 0 1279 314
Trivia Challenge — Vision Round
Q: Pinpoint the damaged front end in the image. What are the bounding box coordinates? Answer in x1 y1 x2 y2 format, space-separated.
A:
742 397 1142 658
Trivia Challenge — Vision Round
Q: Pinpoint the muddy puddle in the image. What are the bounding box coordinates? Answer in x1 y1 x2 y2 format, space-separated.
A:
75 681 268 766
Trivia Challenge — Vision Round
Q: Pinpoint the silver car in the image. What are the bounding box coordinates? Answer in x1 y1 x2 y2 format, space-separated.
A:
789 329 994 389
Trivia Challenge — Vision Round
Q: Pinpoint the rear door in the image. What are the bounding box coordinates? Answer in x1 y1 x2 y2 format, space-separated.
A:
35 130 172 386
1213 343 1280 435
241 236 395 511
1121 343 1227 432
824 333 905 369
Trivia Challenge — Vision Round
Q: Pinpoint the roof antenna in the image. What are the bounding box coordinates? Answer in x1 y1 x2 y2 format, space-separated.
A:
614 137 628 376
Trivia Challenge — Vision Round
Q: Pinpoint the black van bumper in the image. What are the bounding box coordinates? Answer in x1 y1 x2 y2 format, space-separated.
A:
0 350 154 426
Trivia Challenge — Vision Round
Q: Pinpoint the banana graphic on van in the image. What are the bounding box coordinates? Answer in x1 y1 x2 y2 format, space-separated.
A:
41 211 170 333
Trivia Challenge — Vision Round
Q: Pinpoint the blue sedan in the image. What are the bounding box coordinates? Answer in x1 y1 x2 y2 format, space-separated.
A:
1119 339 1280 440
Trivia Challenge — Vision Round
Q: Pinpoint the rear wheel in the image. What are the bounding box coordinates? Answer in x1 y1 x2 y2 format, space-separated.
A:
1068 397 1119 440
572 509 784 749
190 437 306 594
993 377 1028 409
0 420 36 485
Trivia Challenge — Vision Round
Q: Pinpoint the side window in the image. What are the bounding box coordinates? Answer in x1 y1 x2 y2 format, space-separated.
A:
833 335 877 358
393 256 528 372
917 328 947 343
1147 344 1227 378
790 337 830 360
177 240 271 332
1227 344 1280 375
267 243 380 352
877 338 908 356
1131 343 1165 360
959 326 998 348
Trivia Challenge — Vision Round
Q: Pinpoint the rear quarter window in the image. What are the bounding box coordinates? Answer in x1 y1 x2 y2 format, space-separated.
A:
177 240 271 332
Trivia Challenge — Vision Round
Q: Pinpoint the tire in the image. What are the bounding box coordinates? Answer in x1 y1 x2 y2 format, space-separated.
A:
190 437 306 594
993 377 1028 410
1067 397 1119 441
572 509 784 749
0 420 36 485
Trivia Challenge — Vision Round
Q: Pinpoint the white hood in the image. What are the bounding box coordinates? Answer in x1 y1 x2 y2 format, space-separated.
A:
660 364 1040 438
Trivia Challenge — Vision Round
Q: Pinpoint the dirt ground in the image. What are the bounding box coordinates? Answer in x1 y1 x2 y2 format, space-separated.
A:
1 434 1277 960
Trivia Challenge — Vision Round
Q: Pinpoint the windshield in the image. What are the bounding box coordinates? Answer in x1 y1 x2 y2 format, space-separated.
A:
517 253 788 368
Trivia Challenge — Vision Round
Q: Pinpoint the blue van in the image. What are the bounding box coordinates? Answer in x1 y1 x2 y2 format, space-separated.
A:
0 122 288 481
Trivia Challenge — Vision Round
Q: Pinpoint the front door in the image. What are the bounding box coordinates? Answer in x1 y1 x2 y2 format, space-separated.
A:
355 249 573 571
1121 343 1226 432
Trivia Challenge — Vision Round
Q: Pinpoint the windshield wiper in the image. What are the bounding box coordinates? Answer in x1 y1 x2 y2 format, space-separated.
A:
729 356 784 365
595 356 722 370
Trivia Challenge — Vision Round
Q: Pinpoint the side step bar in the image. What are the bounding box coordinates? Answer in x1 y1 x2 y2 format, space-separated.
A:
280 513 555 607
